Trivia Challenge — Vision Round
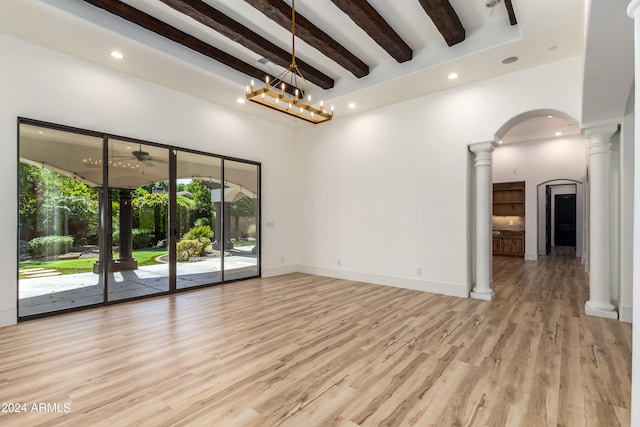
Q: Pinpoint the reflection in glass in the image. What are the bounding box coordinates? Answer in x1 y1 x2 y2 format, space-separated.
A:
107 140 170 301
176 152 222 288
18 124 104 317
223 160 259 280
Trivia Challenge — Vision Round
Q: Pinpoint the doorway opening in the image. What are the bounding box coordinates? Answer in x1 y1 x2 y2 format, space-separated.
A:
537 180 583 258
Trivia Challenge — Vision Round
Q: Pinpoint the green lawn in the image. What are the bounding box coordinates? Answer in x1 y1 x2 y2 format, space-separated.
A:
19 248 167 277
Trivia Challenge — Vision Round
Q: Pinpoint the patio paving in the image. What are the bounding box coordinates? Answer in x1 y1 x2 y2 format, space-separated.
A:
19 254 258 317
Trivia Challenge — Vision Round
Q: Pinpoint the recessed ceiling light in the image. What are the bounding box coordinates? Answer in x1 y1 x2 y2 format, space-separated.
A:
548 45 559 51
555 131 562 136
447 72 459 80
37 130 44 135
547 115 553 119
237 98 246 104
110 51 125 60
498 140 503 144
348 102 356 109
501 56 518 64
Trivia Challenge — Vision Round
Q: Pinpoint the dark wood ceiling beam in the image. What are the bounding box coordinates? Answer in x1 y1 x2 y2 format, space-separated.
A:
159 0 333 89
82 0 300 95
244 0 369 78
417 0 465 46
505 0 517 25
330 0 412 63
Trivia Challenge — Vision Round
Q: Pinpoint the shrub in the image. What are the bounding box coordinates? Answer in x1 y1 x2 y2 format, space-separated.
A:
183 225 211 254
132 229 153 249
247 224 256 238
113 229 153 249
176 239 203 262
27 235 74 257
194 217 210 228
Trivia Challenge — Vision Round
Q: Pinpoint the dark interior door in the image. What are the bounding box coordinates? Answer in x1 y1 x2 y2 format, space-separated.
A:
545 186 552 254
554 194 576 246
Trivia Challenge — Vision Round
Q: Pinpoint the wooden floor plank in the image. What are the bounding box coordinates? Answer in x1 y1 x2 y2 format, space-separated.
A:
0 254 631 426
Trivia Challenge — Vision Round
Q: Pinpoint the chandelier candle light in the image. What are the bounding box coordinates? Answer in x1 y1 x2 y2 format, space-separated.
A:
245 0 334 124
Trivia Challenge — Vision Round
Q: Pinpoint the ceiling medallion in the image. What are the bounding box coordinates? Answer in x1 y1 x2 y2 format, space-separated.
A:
245 0 333 124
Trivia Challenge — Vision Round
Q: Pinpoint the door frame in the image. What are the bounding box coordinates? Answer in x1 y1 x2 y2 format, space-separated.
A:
536 179 583 258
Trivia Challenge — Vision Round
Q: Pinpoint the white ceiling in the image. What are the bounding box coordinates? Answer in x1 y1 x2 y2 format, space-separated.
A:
1 0 587 131
500 115 581 145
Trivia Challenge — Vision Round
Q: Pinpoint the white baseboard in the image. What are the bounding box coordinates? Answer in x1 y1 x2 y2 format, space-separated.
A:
261 264 301 278
620 305 633 323
525 253 538 261
297 265 469 298
0 307 17 328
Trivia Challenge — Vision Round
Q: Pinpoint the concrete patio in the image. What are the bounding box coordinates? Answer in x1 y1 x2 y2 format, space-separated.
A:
19 254 258 317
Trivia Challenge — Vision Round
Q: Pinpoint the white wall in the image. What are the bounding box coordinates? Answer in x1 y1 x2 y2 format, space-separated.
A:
619 114 634 323
0 33 299 326
294 57 584 297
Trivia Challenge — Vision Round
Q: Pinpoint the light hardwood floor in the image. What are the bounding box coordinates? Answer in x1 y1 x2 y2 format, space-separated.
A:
0 252 632 426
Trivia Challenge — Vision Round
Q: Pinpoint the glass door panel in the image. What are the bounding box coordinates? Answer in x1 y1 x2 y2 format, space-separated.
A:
175 152 222 288
107 139 169 301
18 124 104 317
223 160 260 280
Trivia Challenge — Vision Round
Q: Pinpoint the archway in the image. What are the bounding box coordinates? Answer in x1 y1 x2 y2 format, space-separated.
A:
492 109 584 261
469 109 586 300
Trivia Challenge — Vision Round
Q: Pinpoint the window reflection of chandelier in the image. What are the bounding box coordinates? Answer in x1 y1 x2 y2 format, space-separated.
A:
244 0 333 124
82 158 140 170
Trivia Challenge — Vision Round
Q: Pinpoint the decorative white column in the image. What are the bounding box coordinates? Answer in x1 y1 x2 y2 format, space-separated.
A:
626 3 640 427
470 142 496 300
583 125 618 319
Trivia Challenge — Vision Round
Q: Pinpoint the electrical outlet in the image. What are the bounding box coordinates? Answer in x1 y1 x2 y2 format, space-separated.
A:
509 220 513 225
417 268 422 276
337 259 342 267
280 256 284 264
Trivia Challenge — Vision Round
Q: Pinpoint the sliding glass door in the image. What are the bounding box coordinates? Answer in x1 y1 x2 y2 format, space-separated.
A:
175 151 222 289
223 160 260 281
107 139 170 301
18 124 105 316
18 119 260 319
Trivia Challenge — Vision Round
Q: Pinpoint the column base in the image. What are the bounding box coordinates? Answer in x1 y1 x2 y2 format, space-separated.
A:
585 301 618 319
470 290 495 301
92 259 138 274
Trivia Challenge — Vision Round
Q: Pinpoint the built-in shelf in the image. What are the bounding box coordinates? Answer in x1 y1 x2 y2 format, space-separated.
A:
493 181 525 216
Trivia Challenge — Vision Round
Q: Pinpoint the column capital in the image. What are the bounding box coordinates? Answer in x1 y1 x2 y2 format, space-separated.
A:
468 141 497 155
582 124 618 141
628 0 640 18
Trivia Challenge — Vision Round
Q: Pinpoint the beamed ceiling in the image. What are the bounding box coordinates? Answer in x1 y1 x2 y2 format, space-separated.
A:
1 0 586 127
80 0 516 93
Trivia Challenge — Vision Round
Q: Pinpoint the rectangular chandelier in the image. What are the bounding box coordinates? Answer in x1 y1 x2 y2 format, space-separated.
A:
244 0 333 124
245 80 333 124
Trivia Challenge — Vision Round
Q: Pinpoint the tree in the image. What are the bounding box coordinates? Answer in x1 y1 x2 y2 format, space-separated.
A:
186 179 212 223
229 196 257 238
19 163 42 241
132 191 193 244
19 163 99 244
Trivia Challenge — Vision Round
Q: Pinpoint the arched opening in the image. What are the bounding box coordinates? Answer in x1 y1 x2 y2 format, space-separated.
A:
492 109 585 261
468 109 588 300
